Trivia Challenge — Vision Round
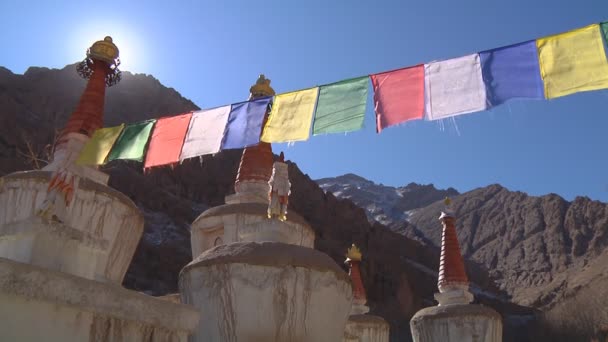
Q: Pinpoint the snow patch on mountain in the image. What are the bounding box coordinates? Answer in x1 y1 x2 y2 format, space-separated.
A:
316 173 459 230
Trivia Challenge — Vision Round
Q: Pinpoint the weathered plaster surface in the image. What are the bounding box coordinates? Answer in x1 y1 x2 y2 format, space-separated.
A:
227 181 269 205
191 204 315 257
0 171 143 282
410 304 502 342
43 133 109 185
0 257 199 342
180 242 352 342
343 314 390 342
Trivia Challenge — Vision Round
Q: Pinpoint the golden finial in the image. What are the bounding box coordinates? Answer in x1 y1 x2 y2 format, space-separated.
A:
346 244 362 262
77 36 121 86
88 36 120 65
439 197 455 220
249 74 276 98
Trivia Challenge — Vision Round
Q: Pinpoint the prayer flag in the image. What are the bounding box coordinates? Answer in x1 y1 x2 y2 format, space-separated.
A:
76 124 124 165
221 97 271 149
424 54 487 120
180 105 231 161
313 77 368 135
107 120 155 162
144 113 192 169
261 87 318 143
480 41 544 105
537 24 608 99
370 65 425 132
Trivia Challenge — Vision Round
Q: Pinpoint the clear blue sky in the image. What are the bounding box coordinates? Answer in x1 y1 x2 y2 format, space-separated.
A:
2 0 608 202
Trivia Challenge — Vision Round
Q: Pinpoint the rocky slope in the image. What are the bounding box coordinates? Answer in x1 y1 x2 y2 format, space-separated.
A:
318 174 608 316
1 64 537 341
406 185 608 308
317 173 458 229
0 64 196 174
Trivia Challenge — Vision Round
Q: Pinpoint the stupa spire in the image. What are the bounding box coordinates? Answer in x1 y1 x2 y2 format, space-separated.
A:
435 197 473 305
231 75 276 203
60 36 121 142
343 244 391 340
38 35 121 218
44 36 121 177
345 244 369 314
410 198 502 341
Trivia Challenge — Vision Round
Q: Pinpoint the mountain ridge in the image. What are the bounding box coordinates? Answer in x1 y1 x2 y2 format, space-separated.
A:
316 173 608 316
317 173 459 227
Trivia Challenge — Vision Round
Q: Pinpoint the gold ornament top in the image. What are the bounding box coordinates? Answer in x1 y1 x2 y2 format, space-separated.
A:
346 244 362 262
249 74 276 98
88 36 120 65
439 196 455 220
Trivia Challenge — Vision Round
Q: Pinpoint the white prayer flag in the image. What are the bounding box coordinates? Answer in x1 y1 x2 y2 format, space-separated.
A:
180 105 231 161
424 54 487 120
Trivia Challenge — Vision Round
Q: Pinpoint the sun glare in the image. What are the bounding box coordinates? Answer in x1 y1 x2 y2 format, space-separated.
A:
67 23 146 74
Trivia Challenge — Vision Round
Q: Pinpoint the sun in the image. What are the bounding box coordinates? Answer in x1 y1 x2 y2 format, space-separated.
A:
67 23 146 73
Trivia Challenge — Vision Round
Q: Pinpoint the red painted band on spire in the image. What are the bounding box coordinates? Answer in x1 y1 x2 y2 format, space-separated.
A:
437 216 469 289
60 60 110 141
235 141 274 187
347 259 367 303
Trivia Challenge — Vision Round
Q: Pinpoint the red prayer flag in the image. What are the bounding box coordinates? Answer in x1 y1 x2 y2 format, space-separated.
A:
370 65 425 132
144 113 192 169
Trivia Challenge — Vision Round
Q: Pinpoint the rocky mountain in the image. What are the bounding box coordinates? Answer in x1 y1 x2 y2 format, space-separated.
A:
0 64 196 174
318 174 608 339
317 173 458 228
406 186 608 307
0 64 548 341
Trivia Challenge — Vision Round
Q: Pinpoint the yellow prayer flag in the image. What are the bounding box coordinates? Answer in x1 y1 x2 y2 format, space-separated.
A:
76 124 125 165
537 24 608 99
261 87 319 143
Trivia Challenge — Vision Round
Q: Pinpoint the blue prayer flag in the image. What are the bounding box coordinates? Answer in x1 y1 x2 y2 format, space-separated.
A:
221 97 272 150
480 41 545 106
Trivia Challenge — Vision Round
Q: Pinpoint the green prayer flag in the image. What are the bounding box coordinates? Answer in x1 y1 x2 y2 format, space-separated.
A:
602 22 608 46
107 120 156 162
313 76 369 135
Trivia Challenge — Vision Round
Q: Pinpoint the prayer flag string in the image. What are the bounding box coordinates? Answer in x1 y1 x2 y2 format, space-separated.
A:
77 21 608 169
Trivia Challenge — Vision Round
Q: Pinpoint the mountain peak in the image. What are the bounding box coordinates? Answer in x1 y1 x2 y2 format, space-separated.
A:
0 66 14 76
341 172 367 180
318 173 369 183
0 62 199 174
315 173 460 226
23 66 51 76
